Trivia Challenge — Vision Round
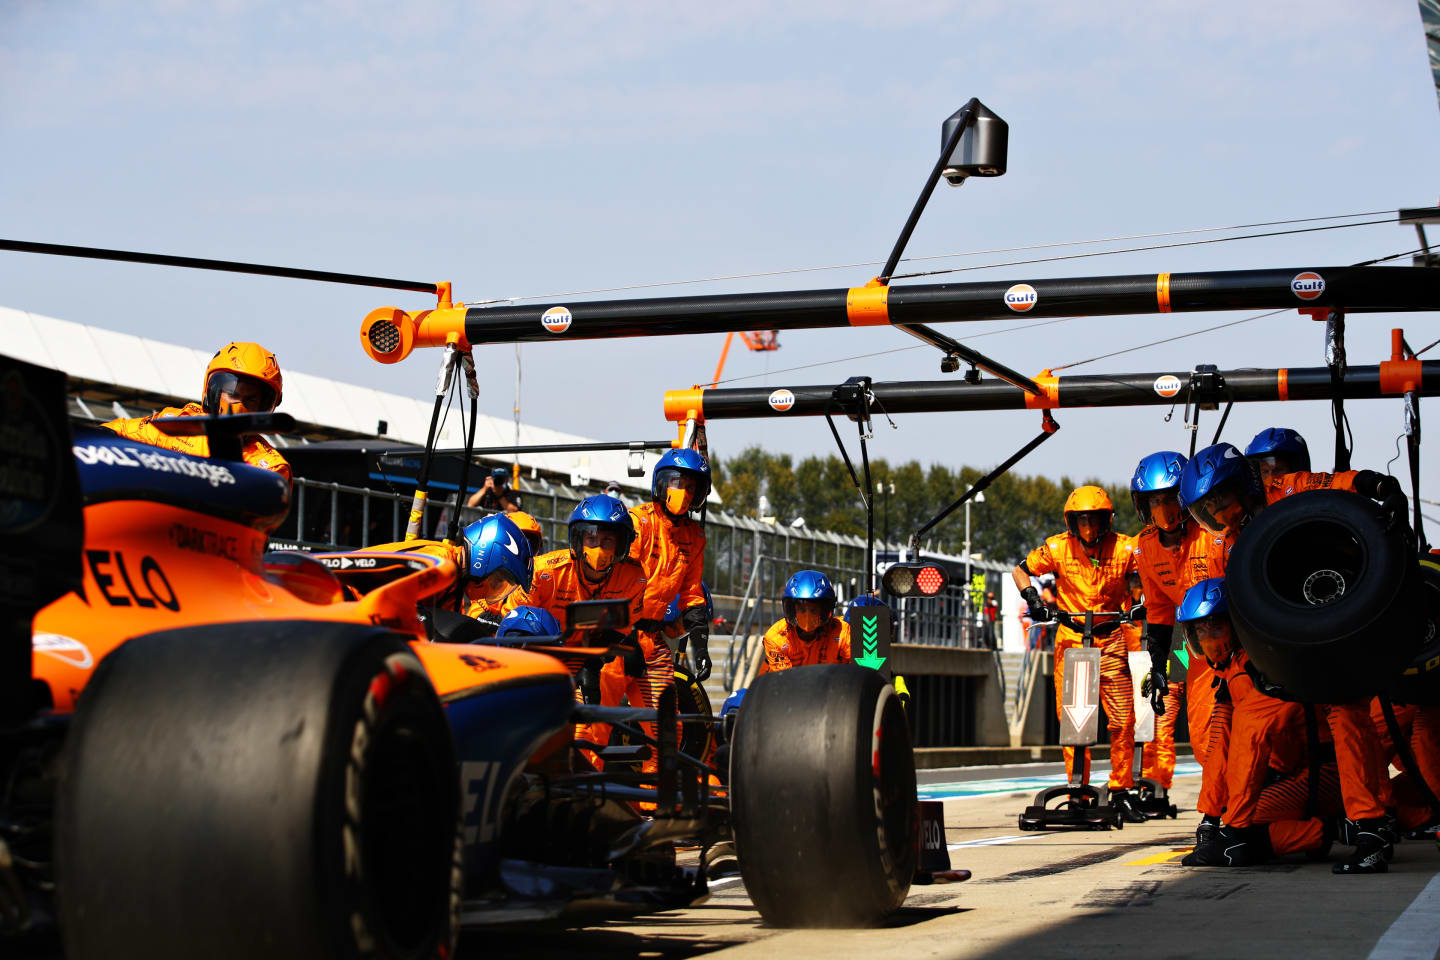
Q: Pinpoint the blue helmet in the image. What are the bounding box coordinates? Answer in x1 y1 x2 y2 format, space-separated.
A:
1244 427 1311 473
652 448 712 516
664 582 713 624
568 494 636 567
1176 577 1228 623
782 570 837 638
496 605 562 639
1179 443 1265 536
1176 577 1235 668
462 512 534 596
1130 451 1187 525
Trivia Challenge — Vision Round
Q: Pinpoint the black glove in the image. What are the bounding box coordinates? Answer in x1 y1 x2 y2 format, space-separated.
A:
681 606 712 682
1021 586 1052 624
577 660 602 704
1355 470 1408 532
619 636 645 678
1142 623 1173 715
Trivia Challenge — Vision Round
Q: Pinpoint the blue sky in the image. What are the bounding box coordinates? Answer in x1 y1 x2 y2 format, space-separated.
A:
3 1 1439 507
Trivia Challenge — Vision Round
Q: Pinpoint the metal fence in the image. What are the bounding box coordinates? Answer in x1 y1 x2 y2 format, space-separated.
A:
270 474 1008 680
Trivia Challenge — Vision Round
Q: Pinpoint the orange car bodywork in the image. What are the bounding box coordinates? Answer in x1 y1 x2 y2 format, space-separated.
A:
33 498 568 714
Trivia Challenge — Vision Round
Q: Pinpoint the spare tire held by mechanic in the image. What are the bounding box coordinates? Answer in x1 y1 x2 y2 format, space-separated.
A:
1226 489 1422 704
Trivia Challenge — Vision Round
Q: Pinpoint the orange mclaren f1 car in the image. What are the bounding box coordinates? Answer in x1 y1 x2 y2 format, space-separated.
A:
1 351 920 959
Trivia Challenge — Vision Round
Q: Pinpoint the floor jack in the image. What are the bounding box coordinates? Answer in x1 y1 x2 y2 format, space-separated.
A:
1128 649 1179 820
1018 609 1135 831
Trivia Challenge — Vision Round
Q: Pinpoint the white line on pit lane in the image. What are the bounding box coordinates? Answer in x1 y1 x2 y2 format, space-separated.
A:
1365 871 1440 960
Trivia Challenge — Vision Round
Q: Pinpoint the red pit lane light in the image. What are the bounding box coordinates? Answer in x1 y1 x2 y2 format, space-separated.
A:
882 562 950 598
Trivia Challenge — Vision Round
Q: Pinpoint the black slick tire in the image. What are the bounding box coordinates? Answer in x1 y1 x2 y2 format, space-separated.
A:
56 621 460 960
1227 491 1421 703
731 664 917 927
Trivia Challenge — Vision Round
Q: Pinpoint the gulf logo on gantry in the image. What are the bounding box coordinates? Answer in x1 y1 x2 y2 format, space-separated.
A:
1290 272 1325 301
1004 283 1038 312
541 306 573 333
768 389 796 412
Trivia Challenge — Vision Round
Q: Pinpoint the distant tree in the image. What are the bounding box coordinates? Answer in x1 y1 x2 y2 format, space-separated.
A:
714 448 1137 564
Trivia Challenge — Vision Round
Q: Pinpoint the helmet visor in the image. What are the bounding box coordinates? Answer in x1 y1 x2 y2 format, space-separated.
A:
657 468 698 514
1181 615 1235 667
206 370 278 414
1144 491 1185 532
470 568 520 605
1188 477 1255 536
1068 510 1112 545
570 522 621 573
791 599 828 634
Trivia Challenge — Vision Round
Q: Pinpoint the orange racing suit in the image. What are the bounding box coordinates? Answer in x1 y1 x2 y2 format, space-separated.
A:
1135 522 1213 784
105 402 291 483
1369 699 1440 830
1024 531 1138 787
593 501 709 771
503 549 647 754
757 617 851 674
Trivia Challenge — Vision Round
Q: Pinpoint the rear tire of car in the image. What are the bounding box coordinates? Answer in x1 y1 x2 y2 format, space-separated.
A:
1389 559 1440 706
731 664 916 927
672 665 714 761
1227 490 1421 703
56 621 460 960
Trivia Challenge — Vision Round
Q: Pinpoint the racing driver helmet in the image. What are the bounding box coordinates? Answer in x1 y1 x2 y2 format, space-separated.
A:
652 448 712 518
1179 443 1265 537
462 513 533 605
782 570 836 641
1175 577 1236 669
203 341 283 415
568 495 636 575
1244 427 1311 485
1129 451 1188 532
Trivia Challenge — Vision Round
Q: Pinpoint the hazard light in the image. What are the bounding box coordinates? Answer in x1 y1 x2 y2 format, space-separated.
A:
882 562 950 598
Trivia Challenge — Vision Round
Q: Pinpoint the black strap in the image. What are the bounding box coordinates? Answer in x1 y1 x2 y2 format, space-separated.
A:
1379 696 1440 811
1303 705 1321 819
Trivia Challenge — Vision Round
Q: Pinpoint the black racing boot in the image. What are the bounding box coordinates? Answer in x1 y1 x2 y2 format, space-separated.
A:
1376 814 1401 859
1182 825 1271 866
1334 818 1391 874
1110 788 1147 824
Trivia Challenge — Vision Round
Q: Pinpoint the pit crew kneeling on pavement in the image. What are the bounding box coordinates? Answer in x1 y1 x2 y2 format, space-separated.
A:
104 340 291 482
363 512 533 622
757 571 851 674
1178 578 1343 868
1180 433 1405 874
1012 486 1146 822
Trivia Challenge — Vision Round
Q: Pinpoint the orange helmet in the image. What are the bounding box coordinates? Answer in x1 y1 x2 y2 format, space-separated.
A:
1063 485 1114 547
506 510 544 556
203 342 282 413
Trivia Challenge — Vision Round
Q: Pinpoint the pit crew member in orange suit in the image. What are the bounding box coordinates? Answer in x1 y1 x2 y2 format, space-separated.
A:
597 449 711 769
757 571 851 674
365 512 534 626
504 495 647 756
465 510 544 631
1181 437 1407 873
103 341 291 482
1130 451 1207 790
1369 698 1440 835
1012 486 1145 822
625 448 712 681
1177 578 1341 866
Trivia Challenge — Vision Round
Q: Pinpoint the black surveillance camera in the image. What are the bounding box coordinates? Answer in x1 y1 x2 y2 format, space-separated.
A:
940 354 960 374
964 364 981 384
941 100 1008 187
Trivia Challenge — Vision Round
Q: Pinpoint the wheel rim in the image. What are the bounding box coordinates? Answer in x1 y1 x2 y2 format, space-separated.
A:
1263 518 1366 610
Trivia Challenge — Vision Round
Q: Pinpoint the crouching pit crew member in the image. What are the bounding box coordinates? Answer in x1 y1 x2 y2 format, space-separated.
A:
1012 486 1145 822
758 571 851 674
1178 578 1342 867
465 510 544 634
104 340 291 481
1181 434 1405 873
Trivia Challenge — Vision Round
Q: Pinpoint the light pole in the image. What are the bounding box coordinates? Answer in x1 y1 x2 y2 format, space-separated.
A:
875 480 895 558
964 490 985 644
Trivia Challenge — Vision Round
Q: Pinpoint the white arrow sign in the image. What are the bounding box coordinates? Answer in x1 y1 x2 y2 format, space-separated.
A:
1064 658 1098 731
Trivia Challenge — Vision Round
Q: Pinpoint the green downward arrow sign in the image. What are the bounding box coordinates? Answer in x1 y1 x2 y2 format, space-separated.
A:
854 613 887 670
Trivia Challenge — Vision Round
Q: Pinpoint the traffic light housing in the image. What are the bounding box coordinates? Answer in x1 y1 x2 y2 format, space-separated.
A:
881 562 950 598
